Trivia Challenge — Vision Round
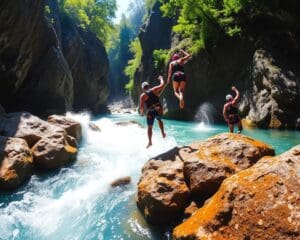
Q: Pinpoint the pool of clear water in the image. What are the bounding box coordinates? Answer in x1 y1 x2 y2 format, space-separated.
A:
0 113 299 240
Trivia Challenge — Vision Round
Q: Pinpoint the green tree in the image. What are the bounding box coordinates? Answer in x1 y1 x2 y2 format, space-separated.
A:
59 0 116 43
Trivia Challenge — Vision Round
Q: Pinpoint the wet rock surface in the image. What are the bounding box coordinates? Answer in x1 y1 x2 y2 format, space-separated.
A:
0 136 33 190
0 112 79 171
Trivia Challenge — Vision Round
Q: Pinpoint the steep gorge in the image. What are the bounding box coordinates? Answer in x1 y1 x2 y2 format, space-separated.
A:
133 1 300 129
0 0 109 116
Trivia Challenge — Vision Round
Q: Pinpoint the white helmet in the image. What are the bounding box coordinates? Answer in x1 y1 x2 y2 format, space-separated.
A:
141 82 149 89
226 94 233 101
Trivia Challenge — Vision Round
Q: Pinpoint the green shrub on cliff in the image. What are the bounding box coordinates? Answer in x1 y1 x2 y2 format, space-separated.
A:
153 49 169 72
125 38 142 92
59 0 116 43
159 0 299 51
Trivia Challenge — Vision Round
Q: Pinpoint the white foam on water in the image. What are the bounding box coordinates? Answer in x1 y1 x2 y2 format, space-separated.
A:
195 122 216 132
0 112 177 239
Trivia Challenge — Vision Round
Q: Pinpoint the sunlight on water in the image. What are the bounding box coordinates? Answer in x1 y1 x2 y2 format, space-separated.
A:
0 112 299 240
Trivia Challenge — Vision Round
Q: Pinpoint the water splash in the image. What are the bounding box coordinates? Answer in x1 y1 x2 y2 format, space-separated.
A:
0 112 177 240
194 102 216 131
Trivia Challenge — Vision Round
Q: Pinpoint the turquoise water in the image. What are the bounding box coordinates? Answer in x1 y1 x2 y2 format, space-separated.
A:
0 113 299 240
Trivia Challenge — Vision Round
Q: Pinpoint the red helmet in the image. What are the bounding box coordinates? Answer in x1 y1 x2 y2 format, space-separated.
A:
171 53 179 61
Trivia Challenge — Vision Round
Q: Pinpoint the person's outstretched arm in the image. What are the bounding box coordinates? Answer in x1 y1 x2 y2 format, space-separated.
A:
231 86 240 105
167 63 173 84
152 75 165 95
139 94 145 116
179 49 191 63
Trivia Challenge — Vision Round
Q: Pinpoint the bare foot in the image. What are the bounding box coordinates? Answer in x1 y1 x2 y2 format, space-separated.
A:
146 142 152 148
162 132 166 138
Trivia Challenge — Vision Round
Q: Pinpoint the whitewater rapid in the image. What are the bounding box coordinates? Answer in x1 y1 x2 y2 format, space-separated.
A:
0 112 177 240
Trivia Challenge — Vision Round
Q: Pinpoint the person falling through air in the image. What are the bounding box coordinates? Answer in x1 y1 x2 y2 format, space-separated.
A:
223 86 243 133
167 49 191 109
139 75 166 148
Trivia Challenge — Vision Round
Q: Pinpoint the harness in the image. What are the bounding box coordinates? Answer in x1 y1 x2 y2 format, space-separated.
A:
145 90 161 112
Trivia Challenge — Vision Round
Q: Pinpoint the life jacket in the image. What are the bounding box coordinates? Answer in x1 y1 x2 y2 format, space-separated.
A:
227 103 238 115
145 90 160 110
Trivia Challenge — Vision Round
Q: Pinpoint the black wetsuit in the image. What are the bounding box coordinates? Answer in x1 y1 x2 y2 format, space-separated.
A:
172 61 186 82
227 103 240 124
145 90 162 125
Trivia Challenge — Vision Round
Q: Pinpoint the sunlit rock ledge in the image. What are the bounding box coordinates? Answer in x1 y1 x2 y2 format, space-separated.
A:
137 133 299 239
0 112 82 190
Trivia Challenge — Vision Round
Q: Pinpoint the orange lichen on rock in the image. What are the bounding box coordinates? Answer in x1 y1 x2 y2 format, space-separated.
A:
183 133 275 199
173 145 300 240
0 136 33 189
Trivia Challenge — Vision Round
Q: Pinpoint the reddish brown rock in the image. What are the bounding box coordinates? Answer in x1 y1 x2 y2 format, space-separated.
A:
48 115 82 142
0 136 33 189
184 133 275 198
111 176 131 187
173 145 300 240
137 148 191 224
0 112 77 170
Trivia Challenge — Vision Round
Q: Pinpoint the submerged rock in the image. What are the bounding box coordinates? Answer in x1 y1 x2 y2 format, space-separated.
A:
0 136 33 190
88 122 101 132
173 145 300 240
110 176 131 187
48 115 82 142
0 112 78 170
116 121 144 128
184 133 275 198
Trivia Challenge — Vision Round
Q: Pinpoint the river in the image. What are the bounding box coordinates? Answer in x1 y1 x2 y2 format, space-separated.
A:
0 112 299 240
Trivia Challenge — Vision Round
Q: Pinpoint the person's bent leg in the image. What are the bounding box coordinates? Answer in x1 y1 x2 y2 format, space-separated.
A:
157 119 166 138
228 124 234 133
147 125 153 148
237 120 243 133
173 81 181 100
179 81 186 109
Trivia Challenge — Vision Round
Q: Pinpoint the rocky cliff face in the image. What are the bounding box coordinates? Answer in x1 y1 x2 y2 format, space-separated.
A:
135 2 300 129
132 1 174 104
0 0 109 116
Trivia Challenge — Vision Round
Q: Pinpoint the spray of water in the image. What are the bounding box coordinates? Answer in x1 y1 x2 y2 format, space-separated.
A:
194 102 216 132
0 112 177 240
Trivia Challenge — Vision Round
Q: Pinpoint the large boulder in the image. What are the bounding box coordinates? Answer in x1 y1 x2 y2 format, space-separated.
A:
137 147 191 225
173 145 300 240
184 133 275 198
48 115 82 142
61 14 109 114
0 112 77 170
0 136 33 190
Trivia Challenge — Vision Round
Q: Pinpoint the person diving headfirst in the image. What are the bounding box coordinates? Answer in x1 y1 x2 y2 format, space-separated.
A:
139 75 166 148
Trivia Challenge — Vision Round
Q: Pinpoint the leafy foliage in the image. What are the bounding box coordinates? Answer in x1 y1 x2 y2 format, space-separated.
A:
124 38 142 92
153 49 169 72
59 0 116 43
159 0 299 52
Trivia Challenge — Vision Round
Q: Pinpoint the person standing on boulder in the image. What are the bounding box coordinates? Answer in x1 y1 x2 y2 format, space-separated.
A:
223 86 243 133
139 75 166 148
167 49 191 109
